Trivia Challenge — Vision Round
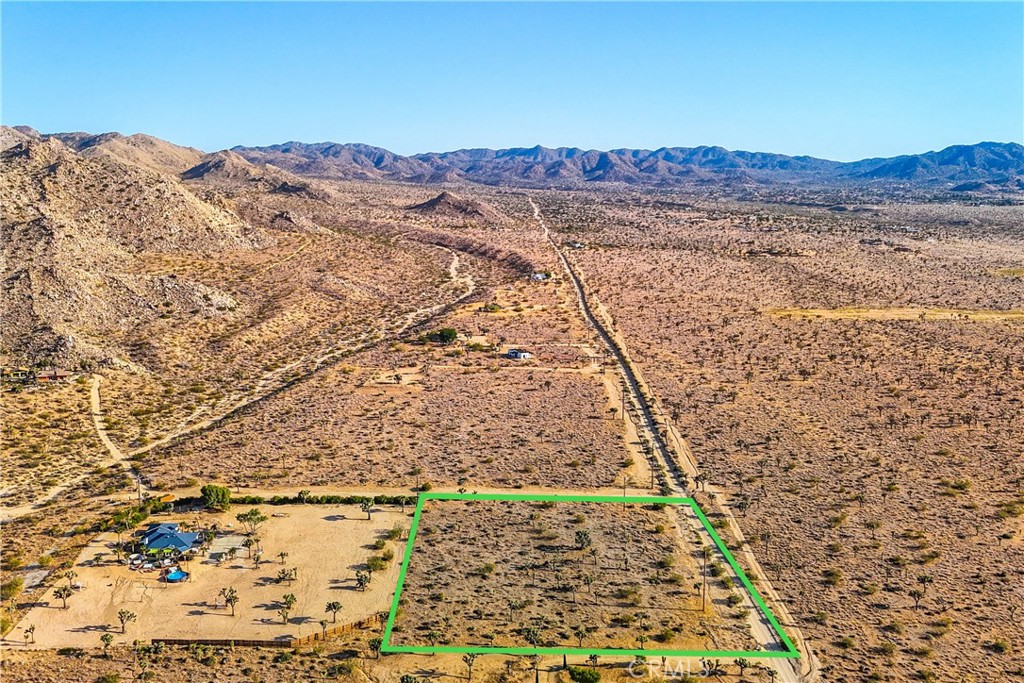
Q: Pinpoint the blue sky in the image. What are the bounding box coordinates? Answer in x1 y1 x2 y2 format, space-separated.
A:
2 2 1021 161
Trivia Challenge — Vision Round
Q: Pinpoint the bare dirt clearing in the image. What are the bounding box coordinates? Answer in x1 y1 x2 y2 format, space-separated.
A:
7 504 406 649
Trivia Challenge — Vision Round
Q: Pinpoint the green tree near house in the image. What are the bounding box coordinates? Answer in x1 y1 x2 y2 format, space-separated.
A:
201 484 231 511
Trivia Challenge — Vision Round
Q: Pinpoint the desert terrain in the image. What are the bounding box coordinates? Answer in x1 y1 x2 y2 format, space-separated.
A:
391 498 758 653
540 190 1024 682
2 127 1022 683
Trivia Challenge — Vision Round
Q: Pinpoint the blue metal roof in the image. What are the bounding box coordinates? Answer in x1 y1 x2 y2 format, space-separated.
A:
141 523 197 551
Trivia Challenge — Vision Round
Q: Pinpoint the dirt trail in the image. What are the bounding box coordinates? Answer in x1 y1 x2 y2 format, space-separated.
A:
530 197 816 683
0 376 149 521
133 245 475 457
2 247 475 522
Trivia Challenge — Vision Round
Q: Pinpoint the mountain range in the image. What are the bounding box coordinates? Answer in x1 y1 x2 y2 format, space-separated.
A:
5 125 1024 192
231 139 1024 191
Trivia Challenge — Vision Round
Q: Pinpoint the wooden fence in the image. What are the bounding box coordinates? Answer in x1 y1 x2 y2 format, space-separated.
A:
152 612 385 650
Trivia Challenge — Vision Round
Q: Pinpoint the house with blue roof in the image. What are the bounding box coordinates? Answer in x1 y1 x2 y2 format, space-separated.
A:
140 523 198 554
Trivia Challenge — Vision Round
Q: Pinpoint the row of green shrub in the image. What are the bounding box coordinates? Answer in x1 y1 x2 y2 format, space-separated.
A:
179 492 418 508
233 493 418 506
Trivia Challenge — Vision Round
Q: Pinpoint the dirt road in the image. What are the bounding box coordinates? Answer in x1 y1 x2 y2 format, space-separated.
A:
530 197 815 683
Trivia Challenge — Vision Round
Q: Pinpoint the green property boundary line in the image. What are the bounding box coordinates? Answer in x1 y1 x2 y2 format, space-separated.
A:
381 492 799 659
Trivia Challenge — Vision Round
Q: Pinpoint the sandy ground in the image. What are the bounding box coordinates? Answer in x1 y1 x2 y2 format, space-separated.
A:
5 504 407 649
393 499 754 652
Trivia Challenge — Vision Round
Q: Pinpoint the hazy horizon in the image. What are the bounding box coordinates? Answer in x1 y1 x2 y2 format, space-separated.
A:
9 124 1022 164
3 2 1022 162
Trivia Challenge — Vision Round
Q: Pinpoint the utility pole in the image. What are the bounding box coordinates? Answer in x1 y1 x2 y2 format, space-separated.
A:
702 547 709 611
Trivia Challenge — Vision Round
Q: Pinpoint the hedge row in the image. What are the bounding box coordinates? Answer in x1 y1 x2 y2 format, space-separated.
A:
176 493 418 508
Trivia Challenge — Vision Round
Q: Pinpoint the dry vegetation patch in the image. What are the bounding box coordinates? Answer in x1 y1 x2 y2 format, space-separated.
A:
391 499 752 652
144 362 632 492
1 379 106 506
543 190 1024 682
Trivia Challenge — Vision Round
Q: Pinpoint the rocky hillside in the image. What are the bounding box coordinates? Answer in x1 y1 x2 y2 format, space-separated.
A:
0 127 464 385
20 127 206 176
180 150 327 198
407 191 507 224
0 133 268 367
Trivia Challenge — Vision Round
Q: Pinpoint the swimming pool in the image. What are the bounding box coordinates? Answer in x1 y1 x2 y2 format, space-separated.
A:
165 570 189 583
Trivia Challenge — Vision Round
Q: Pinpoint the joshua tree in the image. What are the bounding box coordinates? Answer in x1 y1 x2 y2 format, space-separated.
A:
282 593 297 610
427 630 441 653
54 585 73 609
277 568 294 585
326 601 342 623
64 570 78 587
278 551 289 565
361 499 374 520
587 654 598 668
582 574 595 593
235 508 268 535
319 619 329 639
220 587 239 616
241 538 256 558
117 609 137 634
100 633 113 657
507 599 525 624
636 634 649 650
356 571 370 590
369 637 383 659
23 624 34 645
917 574 934 595
521 626 542 646
734 658 751 676
530 655 542 683
462 653 478 682
572 625 588 648
909 589 925 610
278 607 290 624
